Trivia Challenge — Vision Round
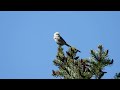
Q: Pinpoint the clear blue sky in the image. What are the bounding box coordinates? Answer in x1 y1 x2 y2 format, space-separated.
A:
0 11 120 79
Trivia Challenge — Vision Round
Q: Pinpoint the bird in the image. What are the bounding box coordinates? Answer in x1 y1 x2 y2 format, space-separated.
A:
53 32 81 52
53 32 71 47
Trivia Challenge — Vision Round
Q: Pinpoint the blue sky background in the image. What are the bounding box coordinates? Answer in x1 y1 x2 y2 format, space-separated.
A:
0 11 120 79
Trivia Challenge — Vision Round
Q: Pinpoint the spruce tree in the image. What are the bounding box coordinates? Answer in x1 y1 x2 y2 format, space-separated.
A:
52 45 114 79
114 72 120 79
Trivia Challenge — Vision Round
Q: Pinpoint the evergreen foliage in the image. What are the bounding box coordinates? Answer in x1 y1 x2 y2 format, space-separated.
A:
52 45 114 79
114 72 120 79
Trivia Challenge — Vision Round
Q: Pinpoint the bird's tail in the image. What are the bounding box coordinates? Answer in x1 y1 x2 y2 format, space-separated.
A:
66 44 81 52
65 43 71 47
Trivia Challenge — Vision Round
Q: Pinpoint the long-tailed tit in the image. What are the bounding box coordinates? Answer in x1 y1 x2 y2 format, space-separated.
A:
53 32 71 47
53 32 81 52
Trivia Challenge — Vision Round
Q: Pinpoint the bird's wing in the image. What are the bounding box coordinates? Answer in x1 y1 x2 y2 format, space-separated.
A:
59 36 67 44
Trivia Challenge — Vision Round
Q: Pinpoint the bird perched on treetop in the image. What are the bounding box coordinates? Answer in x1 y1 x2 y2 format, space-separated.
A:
53 32 71 47
53 32 81 52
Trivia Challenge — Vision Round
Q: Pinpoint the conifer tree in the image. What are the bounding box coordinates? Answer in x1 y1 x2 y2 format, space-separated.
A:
114 72 120 79
52 45 114 79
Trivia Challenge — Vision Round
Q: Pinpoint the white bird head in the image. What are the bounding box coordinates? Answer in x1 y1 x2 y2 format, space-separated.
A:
54 32 60 36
